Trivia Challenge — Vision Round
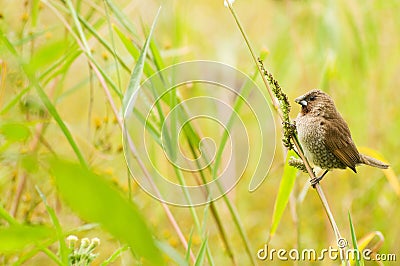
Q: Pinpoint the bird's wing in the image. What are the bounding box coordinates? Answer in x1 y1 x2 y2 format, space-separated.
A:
323 118 360 172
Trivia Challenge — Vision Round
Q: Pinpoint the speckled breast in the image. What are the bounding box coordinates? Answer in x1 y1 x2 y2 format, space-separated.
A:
296 115 346 170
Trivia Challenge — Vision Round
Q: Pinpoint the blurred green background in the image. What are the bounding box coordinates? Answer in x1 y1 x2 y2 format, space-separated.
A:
0 0 399 265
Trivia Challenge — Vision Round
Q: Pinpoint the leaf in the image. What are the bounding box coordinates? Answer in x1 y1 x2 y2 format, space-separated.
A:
101 245 129 266
77 15 130 72
36 186 68 264
149 39 164 71
0 87 30 115
350 231 385 266
357 231 384 252
0 204 18 226
104 0 138 37
51 159 164 266
348 211 364 266
185 228 194 263
268 150 298 240
28 40 67 72
0 225 54 253
31 0 40 28
0 122 31 142
122 7 161 114
113 25 139 59
194 237 208 266
35 83 87 167
156 241 189 266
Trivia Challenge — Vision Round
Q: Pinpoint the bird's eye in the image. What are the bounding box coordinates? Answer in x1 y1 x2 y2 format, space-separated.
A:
309 95 316 101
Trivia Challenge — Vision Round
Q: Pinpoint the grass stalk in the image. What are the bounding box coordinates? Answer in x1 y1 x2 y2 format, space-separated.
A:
226 2 349 264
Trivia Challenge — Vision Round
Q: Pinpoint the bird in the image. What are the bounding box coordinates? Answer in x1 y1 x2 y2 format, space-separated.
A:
294 89 389 187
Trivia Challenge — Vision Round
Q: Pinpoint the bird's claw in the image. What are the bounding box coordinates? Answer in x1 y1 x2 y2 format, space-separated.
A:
310 170 329 188
310 176 322 188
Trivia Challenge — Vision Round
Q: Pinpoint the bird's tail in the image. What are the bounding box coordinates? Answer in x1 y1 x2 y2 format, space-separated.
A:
360 154 389 169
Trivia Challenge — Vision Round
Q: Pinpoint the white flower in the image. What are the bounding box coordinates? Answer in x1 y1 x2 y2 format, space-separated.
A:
224 0 235 7
91 237 101 247
66 235 78 249
81 238 90 248
67 235 78 242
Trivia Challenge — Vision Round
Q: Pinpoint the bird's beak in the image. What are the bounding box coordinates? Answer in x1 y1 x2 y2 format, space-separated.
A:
295 96 308 106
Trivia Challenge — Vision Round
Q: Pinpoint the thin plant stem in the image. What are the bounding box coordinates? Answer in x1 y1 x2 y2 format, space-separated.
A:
226 4 281 119
226 2 349 264
186 137 234 265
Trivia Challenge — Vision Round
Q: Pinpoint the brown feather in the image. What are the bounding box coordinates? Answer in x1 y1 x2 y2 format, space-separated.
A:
323 118 361 173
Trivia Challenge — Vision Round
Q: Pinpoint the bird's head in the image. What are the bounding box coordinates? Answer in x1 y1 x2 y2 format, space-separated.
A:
295 89 336 116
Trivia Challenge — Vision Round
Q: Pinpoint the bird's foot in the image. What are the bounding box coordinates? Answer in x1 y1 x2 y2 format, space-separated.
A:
310 169 329 188
310 176 322 188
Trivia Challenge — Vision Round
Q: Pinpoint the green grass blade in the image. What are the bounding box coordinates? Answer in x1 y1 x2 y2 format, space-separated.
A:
156 240 189 266
78 15 130 72
269 150 298 240
40 48 82 86
0 87 30 115
122 7 161 113
185 228 194 263
50 159 164 266
59 0 122 99
101 244 129 266
35 84 87 167
0 204 18 226
31 0 40 28
103 1 123 94
149 34 165 72
194 236 208 266
40 248 63 266
181 117 235 265
36 186 68 265
103 0 139 37
349 211 364 266
113 24 155 77
64 0 90 52
113 25 139 58
165 69 256 264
